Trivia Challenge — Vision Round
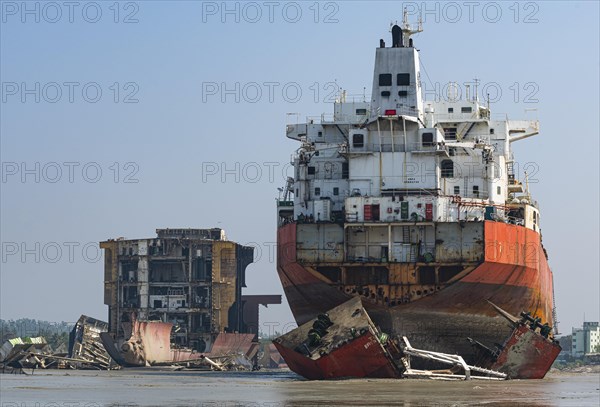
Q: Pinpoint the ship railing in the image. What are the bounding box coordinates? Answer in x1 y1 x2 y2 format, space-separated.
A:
304 113 369 125
351 142 448 153
458 192 491 200
290 112 371 126
335 92 370 103
386 106 420 117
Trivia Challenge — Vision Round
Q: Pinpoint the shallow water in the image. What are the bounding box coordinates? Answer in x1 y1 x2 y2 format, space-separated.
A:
0 368 598 406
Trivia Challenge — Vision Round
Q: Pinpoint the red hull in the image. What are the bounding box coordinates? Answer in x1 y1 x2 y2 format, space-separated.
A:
274 333 400 380
273 297 402 379
277 221 556 369
492 325 561 379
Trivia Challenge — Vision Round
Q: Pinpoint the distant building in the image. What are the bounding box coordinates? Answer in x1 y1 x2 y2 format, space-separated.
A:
571 322 600 357
100 228 259 352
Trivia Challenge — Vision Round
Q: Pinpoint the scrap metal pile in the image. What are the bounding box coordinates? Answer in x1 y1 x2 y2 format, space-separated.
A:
0 315 117 372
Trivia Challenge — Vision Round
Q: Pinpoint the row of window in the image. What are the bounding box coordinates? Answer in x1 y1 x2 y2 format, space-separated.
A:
310 185 493 198
306 164 350 177
379 73 411 86
381 90 411 97
447 107 473 114
452 185 481 197
314 187 339 196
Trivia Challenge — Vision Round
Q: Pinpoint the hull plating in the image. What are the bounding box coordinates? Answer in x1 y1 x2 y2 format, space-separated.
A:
277 221 555 362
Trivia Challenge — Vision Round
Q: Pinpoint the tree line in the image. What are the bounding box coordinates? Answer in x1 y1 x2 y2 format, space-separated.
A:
0 319 73 352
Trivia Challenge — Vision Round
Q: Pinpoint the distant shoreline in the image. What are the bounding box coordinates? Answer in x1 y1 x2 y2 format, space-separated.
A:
550 364 600 374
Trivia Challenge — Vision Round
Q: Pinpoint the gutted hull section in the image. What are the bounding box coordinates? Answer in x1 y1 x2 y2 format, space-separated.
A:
273 297 402 379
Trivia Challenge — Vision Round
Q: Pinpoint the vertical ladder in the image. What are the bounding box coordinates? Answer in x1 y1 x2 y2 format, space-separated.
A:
409 246 417 263
402 226 410 243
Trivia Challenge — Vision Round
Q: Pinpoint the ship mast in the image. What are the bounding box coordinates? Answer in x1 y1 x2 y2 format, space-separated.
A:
395 7 423 48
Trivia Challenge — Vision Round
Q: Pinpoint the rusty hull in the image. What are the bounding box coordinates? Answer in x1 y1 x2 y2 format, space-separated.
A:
273 297 402 380
100 315 199 367
491 324 561 379
276 220 556 374
101 316 260 368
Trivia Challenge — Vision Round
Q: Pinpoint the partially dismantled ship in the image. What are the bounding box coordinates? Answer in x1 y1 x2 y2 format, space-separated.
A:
276 14 557 373
99 228 278 367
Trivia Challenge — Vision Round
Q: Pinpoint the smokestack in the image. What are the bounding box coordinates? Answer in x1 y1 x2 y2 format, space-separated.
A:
391 24 401 47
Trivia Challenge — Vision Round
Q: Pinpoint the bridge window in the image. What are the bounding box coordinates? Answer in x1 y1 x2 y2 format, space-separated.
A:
308 166 316 175
356 108 367 115
379 74 392 86
473 185 480 197
461 106 473 113
342 163 349 179
441 160 454 178
397 73 410 86
315 187 321 196
398 90 408 97
448 107 454 113
454 186 460 195
333 187 339 196
353 133 364 148
422 132 434 147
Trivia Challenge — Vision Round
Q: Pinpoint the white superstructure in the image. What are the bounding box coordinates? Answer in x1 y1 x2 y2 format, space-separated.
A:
277 13 545 273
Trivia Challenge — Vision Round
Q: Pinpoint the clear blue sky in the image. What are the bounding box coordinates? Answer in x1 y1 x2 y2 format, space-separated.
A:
1 1 598 336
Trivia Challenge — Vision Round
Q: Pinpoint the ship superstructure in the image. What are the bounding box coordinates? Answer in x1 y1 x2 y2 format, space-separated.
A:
277 15 555 361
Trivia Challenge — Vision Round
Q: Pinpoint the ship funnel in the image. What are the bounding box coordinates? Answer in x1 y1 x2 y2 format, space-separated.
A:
369 19 424 121
391 25 402 47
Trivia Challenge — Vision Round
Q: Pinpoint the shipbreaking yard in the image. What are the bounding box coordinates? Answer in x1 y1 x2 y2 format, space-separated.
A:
0 229 568 385
0 229 561 381
2 1 600 406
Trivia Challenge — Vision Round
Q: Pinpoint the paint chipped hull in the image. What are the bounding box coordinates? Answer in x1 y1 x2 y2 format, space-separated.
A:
273 297 402 379
491 324 561 379
100 319 200 367
277 220 556 376
101 318 259 368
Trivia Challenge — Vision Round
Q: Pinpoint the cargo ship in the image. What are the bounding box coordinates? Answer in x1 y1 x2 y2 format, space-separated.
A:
276 14 557 364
